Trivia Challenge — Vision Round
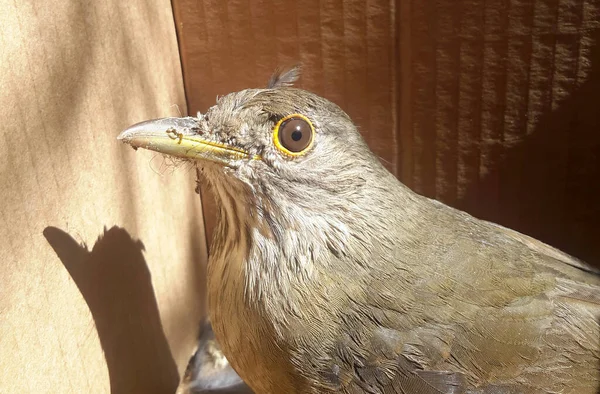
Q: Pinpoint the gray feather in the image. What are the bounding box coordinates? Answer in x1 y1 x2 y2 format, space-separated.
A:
267 66 301 89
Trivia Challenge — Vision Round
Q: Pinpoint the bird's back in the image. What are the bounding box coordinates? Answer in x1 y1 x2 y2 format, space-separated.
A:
281 186 600 394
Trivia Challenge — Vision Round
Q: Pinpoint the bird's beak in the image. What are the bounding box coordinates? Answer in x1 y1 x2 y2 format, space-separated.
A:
117 117 252 165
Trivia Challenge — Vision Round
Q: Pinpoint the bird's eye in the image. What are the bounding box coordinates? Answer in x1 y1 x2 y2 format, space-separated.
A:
273 114 315 156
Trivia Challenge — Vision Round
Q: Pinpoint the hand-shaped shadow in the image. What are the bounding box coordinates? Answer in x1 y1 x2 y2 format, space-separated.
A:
43 226 179 394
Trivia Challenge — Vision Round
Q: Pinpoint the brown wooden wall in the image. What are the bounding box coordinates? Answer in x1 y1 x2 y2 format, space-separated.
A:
172 0 600 264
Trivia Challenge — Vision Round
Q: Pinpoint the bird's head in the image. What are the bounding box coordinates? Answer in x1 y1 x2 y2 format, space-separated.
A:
119 68 386 216
118 68 401 297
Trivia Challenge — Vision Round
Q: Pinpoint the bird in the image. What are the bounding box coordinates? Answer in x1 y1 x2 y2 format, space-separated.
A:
118 67 600 393
176 317 253 394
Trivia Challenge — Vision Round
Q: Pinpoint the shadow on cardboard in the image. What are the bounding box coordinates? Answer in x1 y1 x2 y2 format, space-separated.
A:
458 29 600 267
43 225 179 394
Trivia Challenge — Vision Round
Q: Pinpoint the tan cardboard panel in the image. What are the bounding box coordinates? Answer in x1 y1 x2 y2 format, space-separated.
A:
0 1 207 392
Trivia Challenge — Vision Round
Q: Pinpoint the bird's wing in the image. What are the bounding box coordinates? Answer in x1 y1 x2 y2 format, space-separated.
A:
487 220 600 277
325 210 600 394
331 281 600 393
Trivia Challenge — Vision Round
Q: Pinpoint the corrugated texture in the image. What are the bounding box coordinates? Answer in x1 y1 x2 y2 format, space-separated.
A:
173 0 600 262
0 1 207 392
402 0 600 263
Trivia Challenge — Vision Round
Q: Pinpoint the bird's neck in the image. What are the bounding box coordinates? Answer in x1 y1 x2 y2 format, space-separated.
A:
206 168 427 392
208 167 422 307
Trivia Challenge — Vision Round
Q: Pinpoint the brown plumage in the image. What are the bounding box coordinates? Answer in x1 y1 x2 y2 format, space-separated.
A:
119 68 600 393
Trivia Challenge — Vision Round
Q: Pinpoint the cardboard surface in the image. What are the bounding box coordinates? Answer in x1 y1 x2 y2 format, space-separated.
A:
174 0 600 264
400 0 600 265
0 1 207 393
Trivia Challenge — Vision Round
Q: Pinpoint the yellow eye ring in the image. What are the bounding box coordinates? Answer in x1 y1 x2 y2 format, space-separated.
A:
272 113 315 157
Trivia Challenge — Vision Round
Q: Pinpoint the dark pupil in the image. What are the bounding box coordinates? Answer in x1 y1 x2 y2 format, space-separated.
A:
291 129 303 141
278 117 313 153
